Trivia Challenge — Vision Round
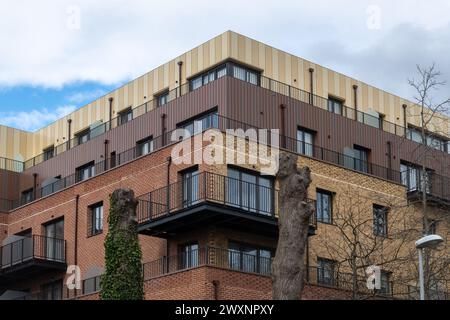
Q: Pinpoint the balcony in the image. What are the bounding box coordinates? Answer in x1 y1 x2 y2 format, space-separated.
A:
402 170 450 208
137 172 317 238
0 235 66 285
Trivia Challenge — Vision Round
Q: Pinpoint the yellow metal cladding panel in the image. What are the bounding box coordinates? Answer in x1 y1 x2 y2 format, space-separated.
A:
0 30 448 161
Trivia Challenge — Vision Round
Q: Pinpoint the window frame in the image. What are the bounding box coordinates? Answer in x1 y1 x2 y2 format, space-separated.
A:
316 189 333 224
373 204 389 237
43 146 55 161
75 161 95 182
75 129 91 145
21 188 34 205
327 97 344 115
117 107 133 126
296 126 315 157
88 202 104 237
155 90 170 107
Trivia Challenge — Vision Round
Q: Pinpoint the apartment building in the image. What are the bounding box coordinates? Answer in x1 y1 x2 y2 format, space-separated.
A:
0 31 448 300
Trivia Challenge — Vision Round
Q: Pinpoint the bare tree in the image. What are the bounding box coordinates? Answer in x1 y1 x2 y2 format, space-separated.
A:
407 64 450 299
272 153 315 299
312 185 418 300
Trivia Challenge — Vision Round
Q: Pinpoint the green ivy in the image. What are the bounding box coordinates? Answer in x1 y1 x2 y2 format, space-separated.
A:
100 191 144 300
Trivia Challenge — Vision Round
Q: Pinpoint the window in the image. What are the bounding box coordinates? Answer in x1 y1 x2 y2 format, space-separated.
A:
155 91 169 107
328 97 343 115
373 205 388 237
83 276 102 295
232 65 259 85
136 137 154 157
41 280 63 300
181 168 200 207
177 110 219 138
228 242 273 275
226 167 274 215
343 145 369 173
317 258 336 286
43 146 55 161
400 162 431 193
43 218 64 261
297 127 314 157
316 189 332 224
21 188 34 205
179 243 199 269
76 129 90 145
427 219 438 235
378 271 391 295
189 64 227 91
110 151 117 169
76 161 95 182
88 202 103 236
407 126 449 152
118 107 132 126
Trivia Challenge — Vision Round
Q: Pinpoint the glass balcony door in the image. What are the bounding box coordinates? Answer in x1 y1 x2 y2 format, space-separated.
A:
44 219 64 261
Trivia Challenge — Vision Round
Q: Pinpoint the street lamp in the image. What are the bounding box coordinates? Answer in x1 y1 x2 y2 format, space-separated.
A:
415 234 444 300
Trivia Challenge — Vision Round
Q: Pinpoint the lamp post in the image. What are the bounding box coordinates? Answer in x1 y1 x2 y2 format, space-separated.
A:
415 234 443 300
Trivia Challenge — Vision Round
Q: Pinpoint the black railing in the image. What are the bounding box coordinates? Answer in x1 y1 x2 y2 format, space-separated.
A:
142 246 273 280
402 169 450 203
136 171 317 228
0 235 66 269
7 112 450 211
0 156 24 173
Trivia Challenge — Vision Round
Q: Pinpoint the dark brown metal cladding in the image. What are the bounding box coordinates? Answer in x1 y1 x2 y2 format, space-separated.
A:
5 76 450 199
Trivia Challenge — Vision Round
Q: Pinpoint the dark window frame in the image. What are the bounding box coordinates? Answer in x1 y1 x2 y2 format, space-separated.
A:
155 89 170 107
117 107 133 126
88 202 104 237
373 204 389 237
178 241 199 269
317 257 337 286
21 188 34 205
327 96 344 115
296 126 315 157
136 136 154 157
75 128 91 145
75 161 95 182
316 189 333 224
43 146 55 161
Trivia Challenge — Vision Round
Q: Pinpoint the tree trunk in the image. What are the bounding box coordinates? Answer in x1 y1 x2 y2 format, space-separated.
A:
272 153 314 300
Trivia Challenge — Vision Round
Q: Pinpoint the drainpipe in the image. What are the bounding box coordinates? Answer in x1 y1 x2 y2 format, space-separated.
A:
32 173 38 200
212 280 220 300
387 141 392 181
308 68 314 105
67 119 72 149
353 85 358 113
104 140 109 171
108 97 114 126
279 104 286 149
161 113 167 146
74 194 79 297
177 61 183 97
166 156 172 215
402 104 408 136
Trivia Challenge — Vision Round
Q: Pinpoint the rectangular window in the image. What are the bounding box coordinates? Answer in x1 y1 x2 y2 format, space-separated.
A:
88 202 103 236
41 280 63 300
328 97 343 115
316 189 332 224
400 162 431 193
297 128 314 157
76 161 95 182
232 65 259 85
343 145 369 173
177 110 219 138
226 167 274 215
118 107 133 126
179 243 199 269
43 218 64 262
83 276 102 295
228 242 273 275
43 146 55 161
428 219 437 235
136 137 154 157
373 205 388 237
378 271 391 295
155 90 169 107
181 168 200 207
21 188 34 205
76 129 90 145
317 258 336 286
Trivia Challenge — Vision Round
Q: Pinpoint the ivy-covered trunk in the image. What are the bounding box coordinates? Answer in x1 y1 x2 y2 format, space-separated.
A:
101 189 144 300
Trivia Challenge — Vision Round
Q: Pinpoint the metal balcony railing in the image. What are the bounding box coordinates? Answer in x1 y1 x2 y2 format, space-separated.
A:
136 171 317 228
0 157 24 173
0 235 66 270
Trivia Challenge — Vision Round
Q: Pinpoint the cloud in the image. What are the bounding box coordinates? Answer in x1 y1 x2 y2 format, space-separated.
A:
0 105 76 131
66 89 107 104
305 22 450 103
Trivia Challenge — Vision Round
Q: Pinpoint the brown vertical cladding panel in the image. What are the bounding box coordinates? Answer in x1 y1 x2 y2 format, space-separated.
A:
14 78 229 196
225 77 450 176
